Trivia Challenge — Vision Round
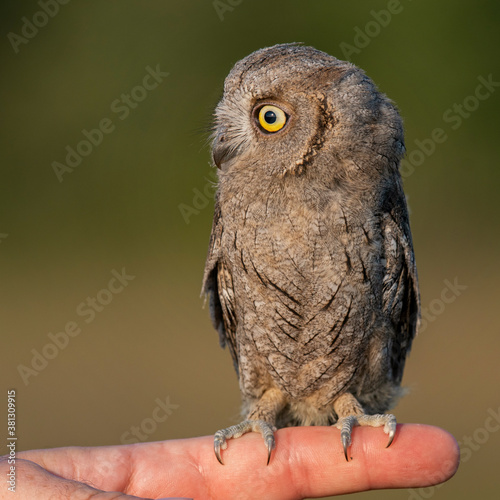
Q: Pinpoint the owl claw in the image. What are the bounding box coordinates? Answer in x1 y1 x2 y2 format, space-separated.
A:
215 448 224 465
385 415 397 448
213 419 276 465
214 430 228 465
342 435 350 462
265 433 275 465
337 415 356 461
386 431 395 448
336 413 397 461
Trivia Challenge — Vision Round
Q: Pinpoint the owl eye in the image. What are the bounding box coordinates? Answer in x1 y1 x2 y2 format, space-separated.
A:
256 105 288 133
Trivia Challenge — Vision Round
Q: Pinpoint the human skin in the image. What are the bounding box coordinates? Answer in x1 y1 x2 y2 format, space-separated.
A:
0 424 459 500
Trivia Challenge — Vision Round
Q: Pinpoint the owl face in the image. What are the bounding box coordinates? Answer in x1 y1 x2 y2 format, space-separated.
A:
212 44 404 182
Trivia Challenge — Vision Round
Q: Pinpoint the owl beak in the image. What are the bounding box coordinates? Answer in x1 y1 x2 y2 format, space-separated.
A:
212 132 236 169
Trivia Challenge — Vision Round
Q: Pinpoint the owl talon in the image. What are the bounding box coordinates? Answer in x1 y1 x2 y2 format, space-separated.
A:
336 415 356 461
386 431 395 448
215 451 224 465
336 413 397 460
384 415 397 448
213 419 276 465
266 442 273 465
214 432 227 465
265 431 275 465
341 434 349 462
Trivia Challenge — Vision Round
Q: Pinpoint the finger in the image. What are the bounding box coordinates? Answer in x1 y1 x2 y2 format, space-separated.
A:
277 424 459 498
197 424 460 499
0 457 156 500
17 424 459 500
17 444 196 498
17 445 134 494
205 424 459 499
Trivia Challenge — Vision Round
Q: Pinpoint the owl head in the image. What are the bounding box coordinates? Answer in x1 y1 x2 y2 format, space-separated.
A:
212 44 404 184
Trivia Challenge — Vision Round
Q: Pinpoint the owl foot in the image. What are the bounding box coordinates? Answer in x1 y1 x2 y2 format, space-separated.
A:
335 413 397 461
214 419 276 465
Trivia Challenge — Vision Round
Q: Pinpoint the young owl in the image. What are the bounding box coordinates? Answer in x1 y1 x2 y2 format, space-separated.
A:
202 43 420 464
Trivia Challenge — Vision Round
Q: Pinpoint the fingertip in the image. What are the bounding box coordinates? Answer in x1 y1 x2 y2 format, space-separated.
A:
405 423 460 484
360 423 460 489
274 424 460 495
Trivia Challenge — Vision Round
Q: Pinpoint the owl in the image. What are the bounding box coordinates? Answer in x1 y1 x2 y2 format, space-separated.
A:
202 43 420 464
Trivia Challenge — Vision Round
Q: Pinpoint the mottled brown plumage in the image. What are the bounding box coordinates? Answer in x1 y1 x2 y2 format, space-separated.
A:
202 44 420 464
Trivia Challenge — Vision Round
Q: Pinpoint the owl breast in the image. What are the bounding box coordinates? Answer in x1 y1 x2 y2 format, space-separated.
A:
219 175 386 405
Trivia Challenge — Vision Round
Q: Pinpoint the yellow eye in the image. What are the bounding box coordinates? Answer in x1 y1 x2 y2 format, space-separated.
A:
257 105 288 133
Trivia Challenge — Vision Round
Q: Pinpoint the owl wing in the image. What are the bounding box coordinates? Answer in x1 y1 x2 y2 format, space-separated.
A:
202 194 239 372
381 177 421 384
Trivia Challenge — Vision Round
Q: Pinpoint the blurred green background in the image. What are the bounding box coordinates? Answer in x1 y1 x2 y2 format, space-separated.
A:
1 1 499 498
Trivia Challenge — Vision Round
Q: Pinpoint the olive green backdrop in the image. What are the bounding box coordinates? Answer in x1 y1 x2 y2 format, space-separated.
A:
1 1 499 499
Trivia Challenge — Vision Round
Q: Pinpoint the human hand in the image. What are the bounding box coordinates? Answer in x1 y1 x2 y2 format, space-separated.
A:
1 424 459 500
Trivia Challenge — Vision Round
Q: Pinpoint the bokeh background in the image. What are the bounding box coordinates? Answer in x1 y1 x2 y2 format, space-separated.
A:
1 1 499 498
